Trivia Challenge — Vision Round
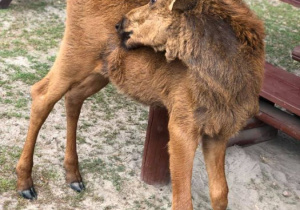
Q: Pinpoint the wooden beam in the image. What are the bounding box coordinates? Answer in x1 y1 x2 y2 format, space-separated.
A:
0 0 12 9
257 100 300 140
227 125 277 147
260 62 300 116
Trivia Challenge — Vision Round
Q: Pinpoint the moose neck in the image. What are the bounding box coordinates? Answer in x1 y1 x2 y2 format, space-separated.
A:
165 0 264 68
201 0 265 51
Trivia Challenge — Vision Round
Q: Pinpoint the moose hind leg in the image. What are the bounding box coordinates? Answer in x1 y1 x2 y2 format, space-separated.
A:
202 136 228 210
64 73 108 193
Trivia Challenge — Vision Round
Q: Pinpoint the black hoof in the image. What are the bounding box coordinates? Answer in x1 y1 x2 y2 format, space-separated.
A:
18 187 37 200
70 182 85 193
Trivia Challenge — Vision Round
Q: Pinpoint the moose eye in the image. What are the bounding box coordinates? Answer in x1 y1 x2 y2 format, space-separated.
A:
150 0 157 4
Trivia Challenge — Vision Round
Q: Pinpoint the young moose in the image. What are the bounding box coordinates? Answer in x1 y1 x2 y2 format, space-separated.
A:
16 0 264 209
113 0 265 209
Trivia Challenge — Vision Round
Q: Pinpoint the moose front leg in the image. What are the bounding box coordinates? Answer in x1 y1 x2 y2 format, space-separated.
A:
16 73 71 199
64 73 108 192
168 112 199 210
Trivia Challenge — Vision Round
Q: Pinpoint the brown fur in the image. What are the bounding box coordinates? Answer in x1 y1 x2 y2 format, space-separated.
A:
16 0 264 210
113 0 264 209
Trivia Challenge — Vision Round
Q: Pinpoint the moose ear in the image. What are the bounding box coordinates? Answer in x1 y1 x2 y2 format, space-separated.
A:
168 0 197 11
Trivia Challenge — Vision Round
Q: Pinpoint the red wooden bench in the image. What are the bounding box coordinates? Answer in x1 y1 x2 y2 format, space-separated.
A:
280 0 300 7
0 0 12 9
142 61 300 185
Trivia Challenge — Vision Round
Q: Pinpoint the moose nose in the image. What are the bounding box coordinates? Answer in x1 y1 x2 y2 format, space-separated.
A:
115 23 120 31
115 17 127 32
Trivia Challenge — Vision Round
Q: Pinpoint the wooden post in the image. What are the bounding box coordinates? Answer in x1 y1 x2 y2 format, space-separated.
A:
0 0 12 9
141 106 170 185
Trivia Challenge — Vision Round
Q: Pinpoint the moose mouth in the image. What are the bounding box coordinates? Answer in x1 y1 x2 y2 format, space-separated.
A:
116 18 134 49
120 31 132 44
119 30 144 50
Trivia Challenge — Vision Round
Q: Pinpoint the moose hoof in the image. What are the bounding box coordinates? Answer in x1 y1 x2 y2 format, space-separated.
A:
18 187 37 200
70 182 85 193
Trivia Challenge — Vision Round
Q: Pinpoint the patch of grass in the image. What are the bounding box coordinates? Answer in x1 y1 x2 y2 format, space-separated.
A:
0 48 29 58
0 112 25 119
40 168 59 182
0 81 7 86
65 190 87 208
80 158 125 191
81 158 106 174
9 60 50 85
3 99 13 104
249 0 300 72
104 205 117 210
9 64 39 84
77 135 86 144
103 130 119 146
15 98 28 108
0 178 15 193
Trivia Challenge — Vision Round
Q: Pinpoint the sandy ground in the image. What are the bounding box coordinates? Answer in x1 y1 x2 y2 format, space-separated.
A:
192 133 300 210
0 0 300 209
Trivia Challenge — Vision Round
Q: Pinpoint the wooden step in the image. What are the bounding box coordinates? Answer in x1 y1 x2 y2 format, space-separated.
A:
227 125 277 147
256 100 300 140
260 62 300 116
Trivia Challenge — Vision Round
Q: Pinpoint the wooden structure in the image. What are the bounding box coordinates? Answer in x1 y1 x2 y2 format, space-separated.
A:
257 62 300 140
141 106 170 185
142 61 300 185
292 46 300 62
0 0 12 9
281 0 300 7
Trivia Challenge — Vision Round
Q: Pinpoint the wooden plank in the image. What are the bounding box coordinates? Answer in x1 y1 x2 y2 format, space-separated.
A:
243 117 265 130
292 46 300 62
227 125 278 147
141 106 170 185
260 62 300 116
280 0 300 7
0 0 12 9
256 100 300 140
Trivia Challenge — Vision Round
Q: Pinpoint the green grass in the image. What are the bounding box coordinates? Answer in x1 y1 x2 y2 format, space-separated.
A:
0 147 21 194
249 0 300 72
0 178 15 193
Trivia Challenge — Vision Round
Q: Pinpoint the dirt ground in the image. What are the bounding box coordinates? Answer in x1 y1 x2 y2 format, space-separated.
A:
0 0 299 209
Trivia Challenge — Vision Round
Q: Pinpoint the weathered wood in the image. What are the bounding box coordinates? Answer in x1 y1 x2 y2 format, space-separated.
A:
227 125 278 147
260 62 300 116
280 0 300 7
141 106 170 185
292 46 300 62
257 100 300 140
243 117 265 130
0 0 12 9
